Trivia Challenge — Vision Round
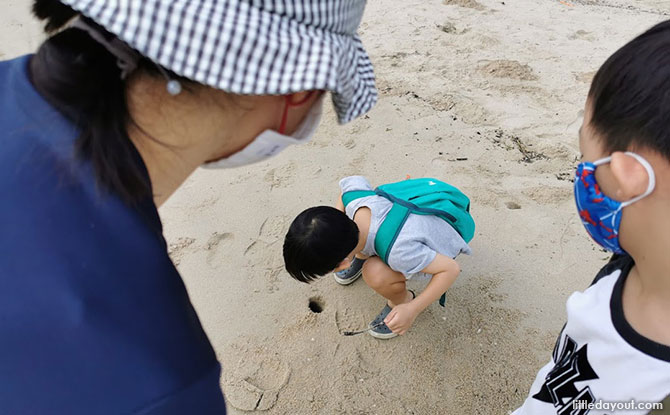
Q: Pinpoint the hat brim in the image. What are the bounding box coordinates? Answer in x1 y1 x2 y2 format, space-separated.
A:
62 0 377 123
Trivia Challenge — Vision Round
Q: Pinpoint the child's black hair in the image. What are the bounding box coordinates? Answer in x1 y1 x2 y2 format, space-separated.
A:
283 206 359 283
589 20 670 160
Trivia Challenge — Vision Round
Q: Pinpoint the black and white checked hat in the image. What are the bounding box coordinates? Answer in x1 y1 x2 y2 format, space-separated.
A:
59 0 377 123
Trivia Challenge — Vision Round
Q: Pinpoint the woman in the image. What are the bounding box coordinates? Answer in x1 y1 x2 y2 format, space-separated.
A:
0 0 376 413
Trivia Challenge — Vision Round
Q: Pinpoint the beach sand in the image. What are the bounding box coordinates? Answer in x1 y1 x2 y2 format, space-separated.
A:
2 0 668 413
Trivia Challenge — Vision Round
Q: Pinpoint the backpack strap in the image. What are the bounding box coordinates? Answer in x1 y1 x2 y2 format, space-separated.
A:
376 188 458 223
377 205 448 307
341 188 412 263
341 190 375 207
345 187 452 308
374 204 411 264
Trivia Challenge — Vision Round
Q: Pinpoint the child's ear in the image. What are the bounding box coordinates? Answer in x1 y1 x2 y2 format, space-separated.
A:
610 152 650 201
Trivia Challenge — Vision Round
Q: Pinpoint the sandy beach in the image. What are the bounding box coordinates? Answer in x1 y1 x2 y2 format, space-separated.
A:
2 0 669 413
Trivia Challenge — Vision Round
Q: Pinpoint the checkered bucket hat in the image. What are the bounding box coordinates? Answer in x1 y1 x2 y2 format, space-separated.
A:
59 0 377 123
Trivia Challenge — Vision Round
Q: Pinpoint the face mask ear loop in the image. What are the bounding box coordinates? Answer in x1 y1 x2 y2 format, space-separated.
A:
592 155 612 167
620 152 656 207
278 91 315 134
69 16 139 79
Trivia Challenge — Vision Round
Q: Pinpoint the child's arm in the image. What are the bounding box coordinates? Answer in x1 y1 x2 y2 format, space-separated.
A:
335 193 345 212
384 254 460 335
411 254 460 312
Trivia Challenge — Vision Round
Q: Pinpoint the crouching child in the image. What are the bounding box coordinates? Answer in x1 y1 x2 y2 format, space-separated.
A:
283 176 475 339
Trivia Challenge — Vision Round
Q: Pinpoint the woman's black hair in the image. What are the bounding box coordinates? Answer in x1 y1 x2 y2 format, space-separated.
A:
31 0 187 204
283 206 359 283
588 20 670 160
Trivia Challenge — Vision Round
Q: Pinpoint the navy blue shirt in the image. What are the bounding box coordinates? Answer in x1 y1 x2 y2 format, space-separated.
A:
0 56 226 414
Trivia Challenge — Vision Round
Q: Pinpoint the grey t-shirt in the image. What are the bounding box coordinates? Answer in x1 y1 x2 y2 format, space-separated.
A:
340 176 472 279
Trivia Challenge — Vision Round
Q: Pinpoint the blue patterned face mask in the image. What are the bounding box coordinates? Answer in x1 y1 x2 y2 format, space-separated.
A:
574 152 655 254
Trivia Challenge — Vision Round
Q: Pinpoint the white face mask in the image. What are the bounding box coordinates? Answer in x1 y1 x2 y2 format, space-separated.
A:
202 95 324 169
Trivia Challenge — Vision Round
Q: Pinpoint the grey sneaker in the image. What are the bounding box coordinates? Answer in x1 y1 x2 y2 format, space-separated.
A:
334 257 365 285
368 304 396 339
368 290 416 340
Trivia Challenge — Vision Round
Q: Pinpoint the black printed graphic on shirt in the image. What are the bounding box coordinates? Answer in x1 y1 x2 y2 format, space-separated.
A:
533 335 600 414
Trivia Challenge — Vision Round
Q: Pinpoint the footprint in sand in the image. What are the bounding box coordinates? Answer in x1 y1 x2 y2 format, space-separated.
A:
261 266 284 293
244 216 289 292
470 189 508 209
347 153 366 171
442 0 485 11
264 161 296 190
505 201 522 210
340 348 381 381
574 71 596 83
205 232 234 267
478 60 538 81
426 93 457 112
221 344 291 411
419 92 490 125
569 29 596 42
335 307 367 335
167 237 196 266
244 216 288 259
521 186 572 205
436 22 470 35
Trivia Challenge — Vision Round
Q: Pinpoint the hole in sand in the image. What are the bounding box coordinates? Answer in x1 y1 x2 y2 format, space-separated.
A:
308 297 324 313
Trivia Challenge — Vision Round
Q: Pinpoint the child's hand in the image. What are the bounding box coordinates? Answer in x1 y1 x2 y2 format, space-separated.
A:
384 302 419 335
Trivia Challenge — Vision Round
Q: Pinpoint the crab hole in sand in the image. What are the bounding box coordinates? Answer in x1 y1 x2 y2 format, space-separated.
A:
308 297 324 313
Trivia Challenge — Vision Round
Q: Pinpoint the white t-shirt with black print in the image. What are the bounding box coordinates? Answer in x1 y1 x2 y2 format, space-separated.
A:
513 255 670 415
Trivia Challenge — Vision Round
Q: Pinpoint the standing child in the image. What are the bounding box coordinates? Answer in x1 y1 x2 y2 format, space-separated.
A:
514 21 670 414
283 176 474 339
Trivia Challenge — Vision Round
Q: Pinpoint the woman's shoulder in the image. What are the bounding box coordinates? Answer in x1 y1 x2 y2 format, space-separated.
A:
0 166 217 413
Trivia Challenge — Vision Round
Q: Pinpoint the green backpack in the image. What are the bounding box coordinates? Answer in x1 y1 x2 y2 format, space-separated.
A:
342 178 475 307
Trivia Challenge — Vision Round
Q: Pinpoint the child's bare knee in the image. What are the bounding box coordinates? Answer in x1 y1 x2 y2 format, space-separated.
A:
362 258 387 288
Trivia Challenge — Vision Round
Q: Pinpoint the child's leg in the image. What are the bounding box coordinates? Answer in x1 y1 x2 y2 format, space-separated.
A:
362 257 412 307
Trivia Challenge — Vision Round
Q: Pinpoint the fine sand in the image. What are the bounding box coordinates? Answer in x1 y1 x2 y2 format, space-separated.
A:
2 1 669 414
